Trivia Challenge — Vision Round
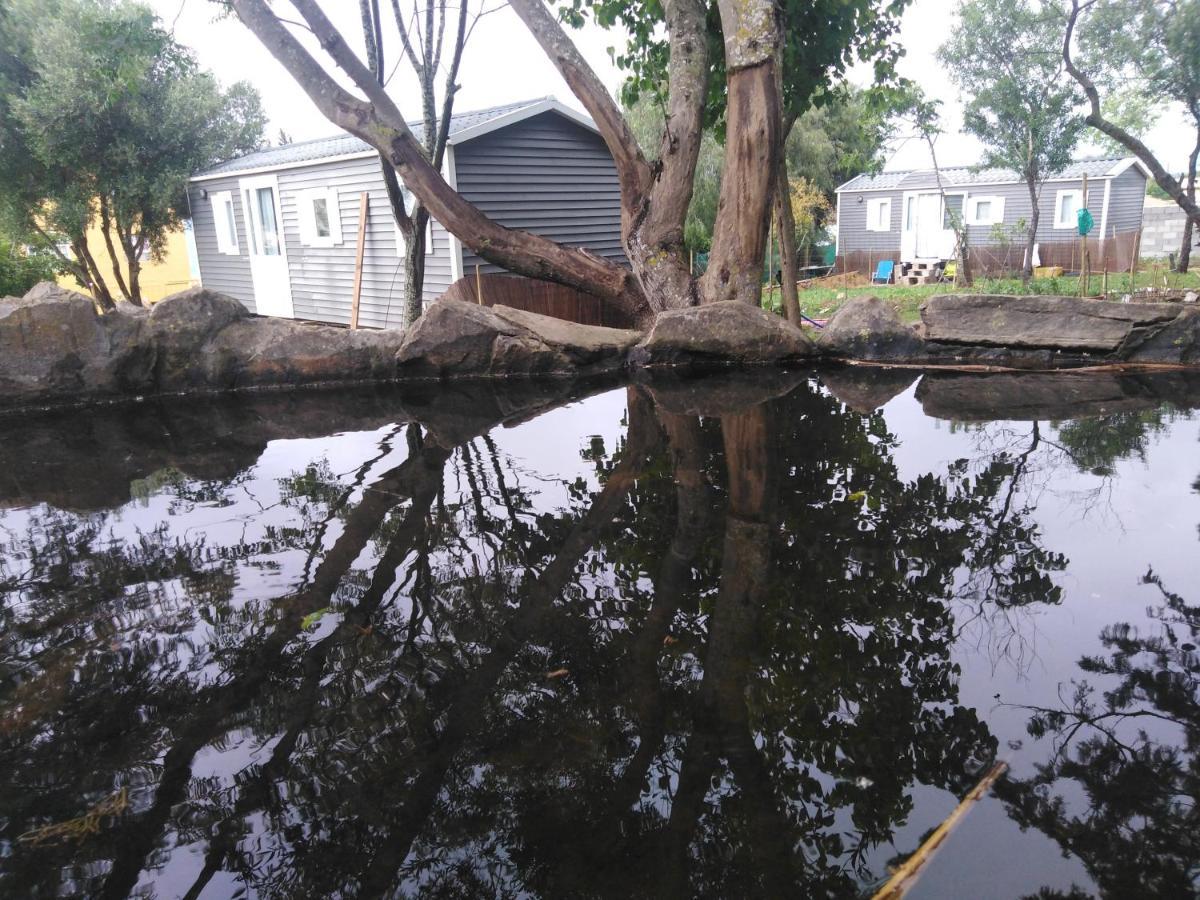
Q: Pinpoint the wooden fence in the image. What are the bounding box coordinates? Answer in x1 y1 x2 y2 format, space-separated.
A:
442 273 636 329
834 228 1144 280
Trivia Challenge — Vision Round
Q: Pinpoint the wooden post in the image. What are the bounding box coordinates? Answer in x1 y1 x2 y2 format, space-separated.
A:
349 191 369 330
1129 228 1141 291
1079 174 1089 297
474 264 483 304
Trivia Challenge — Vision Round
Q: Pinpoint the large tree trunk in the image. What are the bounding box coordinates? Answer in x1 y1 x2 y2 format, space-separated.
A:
701 5 781 308
1178 129 1199 273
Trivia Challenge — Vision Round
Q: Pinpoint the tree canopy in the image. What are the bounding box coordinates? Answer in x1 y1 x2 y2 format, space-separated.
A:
0 0 265 307
939 0 1085 279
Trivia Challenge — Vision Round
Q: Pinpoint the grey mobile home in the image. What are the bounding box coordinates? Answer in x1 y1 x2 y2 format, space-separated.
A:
188 98 624 328
834 158 1149 274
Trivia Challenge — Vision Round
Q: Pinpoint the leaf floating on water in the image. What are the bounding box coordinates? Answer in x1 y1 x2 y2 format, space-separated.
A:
301 607 333 630
546 668 570 679
663 635 679 646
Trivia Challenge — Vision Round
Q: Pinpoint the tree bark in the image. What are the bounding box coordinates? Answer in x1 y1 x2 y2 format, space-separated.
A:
1023 176 1039 284
73 236 116 311
403 209 428 324
98 195 133 303
1178 127 1199 273
1064 0 1200 226
701 0 782 306
774 159 802 324
121 226 145 307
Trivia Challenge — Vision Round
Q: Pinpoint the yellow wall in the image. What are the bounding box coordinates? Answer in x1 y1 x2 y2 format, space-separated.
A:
57 221 197 303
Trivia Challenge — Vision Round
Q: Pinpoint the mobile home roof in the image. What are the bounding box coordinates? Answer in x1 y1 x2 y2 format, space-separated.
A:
192 97 597 182
835 157 1149 193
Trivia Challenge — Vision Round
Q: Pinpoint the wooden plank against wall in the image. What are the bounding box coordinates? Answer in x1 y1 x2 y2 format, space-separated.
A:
349 191 369 330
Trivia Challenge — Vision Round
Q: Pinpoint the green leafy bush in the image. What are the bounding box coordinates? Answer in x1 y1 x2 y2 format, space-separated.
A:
0 236 62 298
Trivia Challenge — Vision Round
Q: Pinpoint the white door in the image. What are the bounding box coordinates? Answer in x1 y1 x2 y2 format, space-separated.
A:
915 192 943 259
239 175 294 318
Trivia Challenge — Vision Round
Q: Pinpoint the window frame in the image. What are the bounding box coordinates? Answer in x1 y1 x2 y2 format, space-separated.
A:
1053 189 1083 229
865 197 892 232
210 191 239 256
296 186 343 248
966 195 1005 226
941 191 967 230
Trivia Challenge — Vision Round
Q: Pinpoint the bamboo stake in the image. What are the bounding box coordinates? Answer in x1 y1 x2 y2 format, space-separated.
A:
871 761 1009 900
475 264 483 304
349 191 368 330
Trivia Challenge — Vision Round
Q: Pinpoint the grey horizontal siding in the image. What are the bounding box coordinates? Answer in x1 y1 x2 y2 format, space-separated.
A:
277 157 452 329
456 112 626 275
187 178 256 313
1104 167 1147 235
837 174 1143 256
836 190 903 253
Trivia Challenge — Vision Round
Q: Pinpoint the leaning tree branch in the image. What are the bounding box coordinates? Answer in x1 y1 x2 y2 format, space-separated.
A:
231 0 647 319
507 0 652 207
1063 0 1200 224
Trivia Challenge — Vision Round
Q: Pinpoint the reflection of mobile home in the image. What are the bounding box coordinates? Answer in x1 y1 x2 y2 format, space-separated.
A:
834 158 1148 274
188 98 624 328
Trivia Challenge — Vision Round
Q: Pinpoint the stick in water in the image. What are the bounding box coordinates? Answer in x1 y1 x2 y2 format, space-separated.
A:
871 760 1009 900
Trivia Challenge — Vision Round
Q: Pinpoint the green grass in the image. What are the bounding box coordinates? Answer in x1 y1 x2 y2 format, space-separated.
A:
763 268 1200 324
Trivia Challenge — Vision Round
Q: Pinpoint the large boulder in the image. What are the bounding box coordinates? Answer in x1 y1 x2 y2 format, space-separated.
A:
0 281 148 403
201 318 401 389
396 298 635 378
816 296 924 360
148 287 252 388
630 301 814 368
921 294 1179 352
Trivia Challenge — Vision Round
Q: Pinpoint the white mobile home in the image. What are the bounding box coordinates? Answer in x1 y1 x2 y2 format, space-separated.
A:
187 98 624 328
834 158 1149 274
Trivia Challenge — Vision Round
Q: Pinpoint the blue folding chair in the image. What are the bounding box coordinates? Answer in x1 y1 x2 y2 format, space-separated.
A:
871 260 895 284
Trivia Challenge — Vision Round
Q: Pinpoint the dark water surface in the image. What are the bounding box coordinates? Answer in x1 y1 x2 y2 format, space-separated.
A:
1 369 1197 899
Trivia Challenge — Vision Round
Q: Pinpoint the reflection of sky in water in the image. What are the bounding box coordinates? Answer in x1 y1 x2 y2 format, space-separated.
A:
1 377 1196 899
880 381 1199 899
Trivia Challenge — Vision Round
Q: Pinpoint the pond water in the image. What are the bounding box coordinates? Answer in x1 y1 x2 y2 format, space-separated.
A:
0 369 1197 899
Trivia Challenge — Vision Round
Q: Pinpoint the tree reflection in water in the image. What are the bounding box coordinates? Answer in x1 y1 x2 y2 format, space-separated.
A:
998 569 1200 899
0 373 1169 898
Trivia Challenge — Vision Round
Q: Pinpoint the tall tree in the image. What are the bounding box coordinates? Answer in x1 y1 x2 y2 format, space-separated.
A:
940 0 1085 283
0 0 265 308
228 0 906 326
1064 0 1200 272
359 0 496 325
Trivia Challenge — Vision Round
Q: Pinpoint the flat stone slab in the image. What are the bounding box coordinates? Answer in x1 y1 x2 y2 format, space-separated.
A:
921 294 1180 352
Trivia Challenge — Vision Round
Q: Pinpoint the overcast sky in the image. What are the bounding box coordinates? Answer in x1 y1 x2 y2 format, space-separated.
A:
152 0 1194 174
